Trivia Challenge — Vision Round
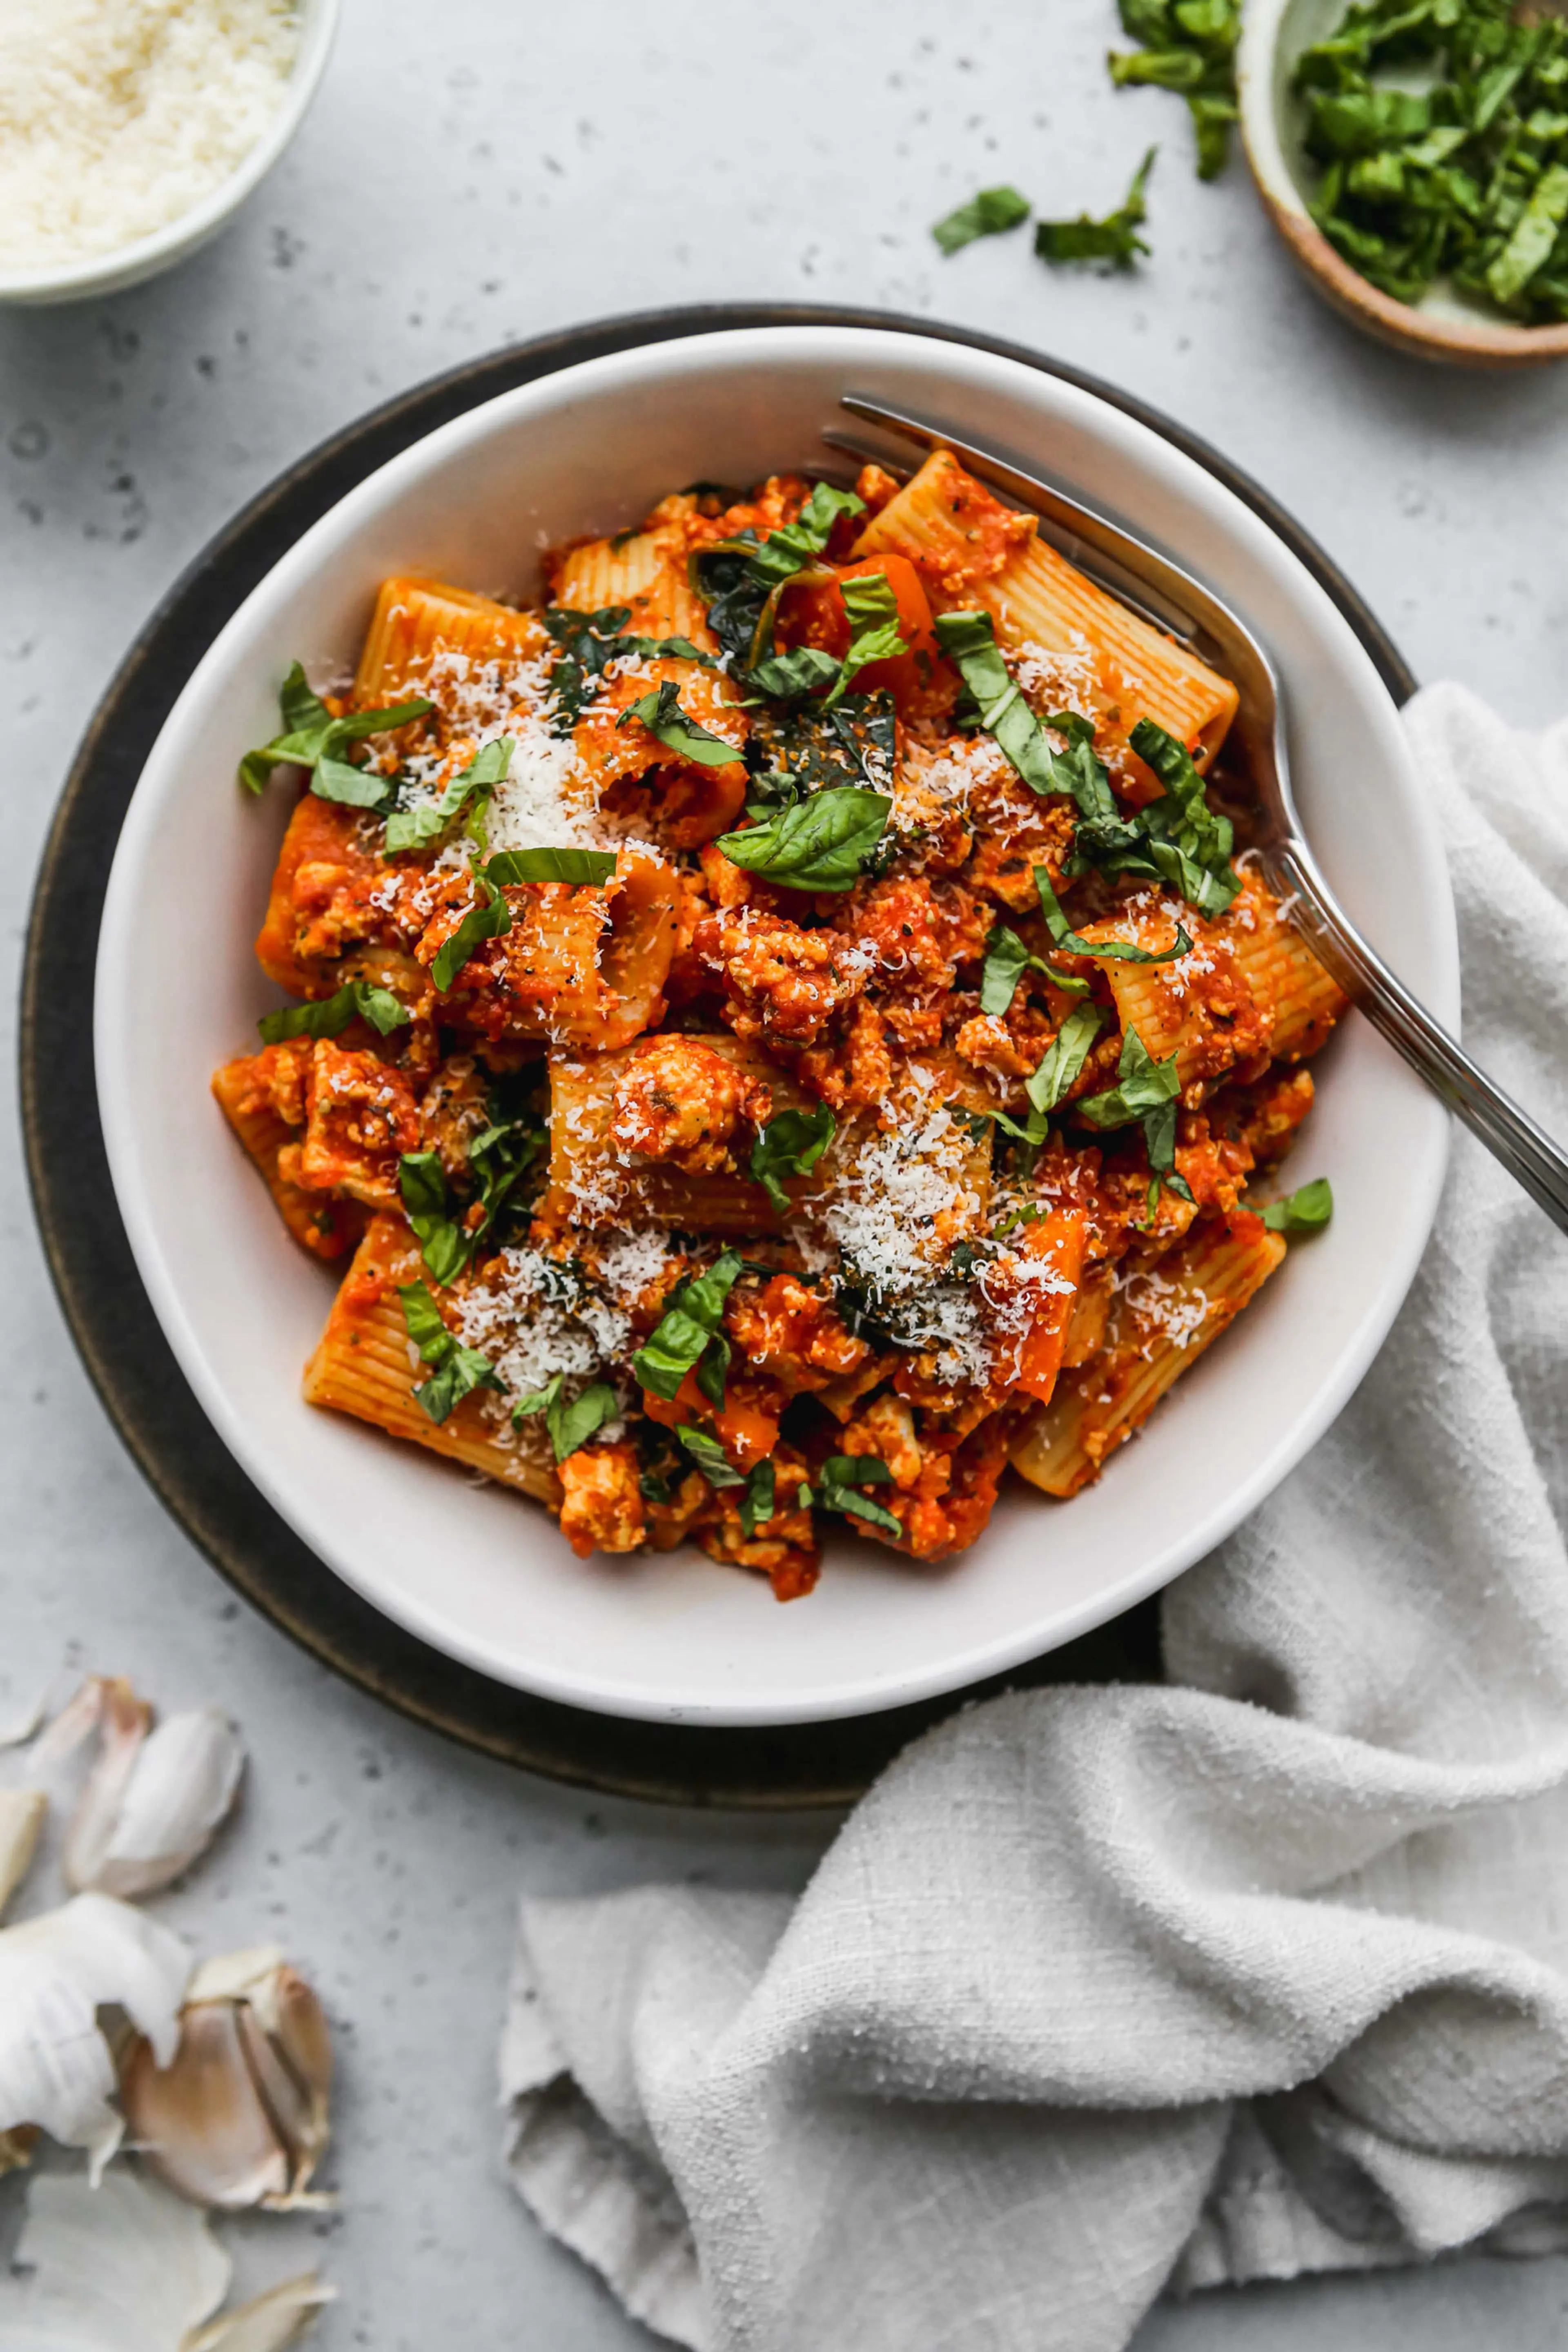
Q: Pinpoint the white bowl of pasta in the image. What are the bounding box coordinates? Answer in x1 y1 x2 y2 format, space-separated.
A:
95 324 1455 1726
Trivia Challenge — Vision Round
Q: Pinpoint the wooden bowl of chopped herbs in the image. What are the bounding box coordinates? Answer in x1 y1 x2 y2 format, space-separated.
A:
1238 0 1568 364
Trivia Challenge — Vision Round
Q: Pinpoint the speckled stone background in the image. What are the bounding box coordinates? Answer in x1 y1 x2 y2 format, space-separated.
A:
4 2 1568 2344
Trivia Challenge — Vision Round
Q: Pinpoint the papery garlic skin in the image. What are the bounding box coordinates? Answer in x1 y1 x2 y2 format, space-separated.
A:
30 1675 151 1889
184 2271 336 2352
121 1950 333 2212
0 1894 190 2175
0 2167 229 2352
88 1707 246 1900
0 1788 45 1921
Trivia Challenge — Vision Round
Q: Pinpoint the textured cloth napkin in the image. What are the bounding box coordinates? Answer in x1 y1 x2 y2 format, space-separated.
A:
500 683 1568 2352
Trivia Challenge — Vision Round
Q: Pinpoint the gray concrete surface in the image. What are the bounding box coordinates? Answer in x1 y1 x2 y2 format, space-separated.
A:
3 1 1566 2343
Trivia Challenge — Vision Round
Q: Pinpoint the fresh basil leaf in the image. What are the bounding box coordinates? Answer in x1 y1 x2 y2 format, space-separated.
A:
824 572 907 707
932 610 1067 797
1489 160 1568 302
238 663 433 797
617 678 740 768
399 1279 500 1423
965 1100 1049 1147
480 846 618 886
398 1151 469 1286
813 1452 902 1536
746 645 844 701
1025 1001 1108 1114
1035 147 1156 267
1126 719 1238 915
631 1250 745 1401
552 1381 620 1462
1140 1094 1196 1215
512 1370 563 1424
980 923 1091 1017
311 755 398 810
256 979 411 1045
384 737 514 855
693 484 866 672
1074 1022 1180 1129
675 1422 745 1488
932 183 1032 255
1033 866 1192 964
739 1457 777 1537
1109 0 1238 179
716 785 891 893
749 1105 836 1214
431 871 512 993
1261 1176 1334 1234
743 481 866 586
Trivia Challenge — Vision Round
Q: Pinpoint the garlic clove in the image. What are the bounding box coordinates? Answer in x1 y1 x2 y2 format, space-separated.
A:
120 1952 332 2212
30 1675 152 1892
183 2272 336 2352
122 2001 293 2211
0 1787 45 1920
92 1707 246 1900
0 2167 231 2352
0 1893 190 2176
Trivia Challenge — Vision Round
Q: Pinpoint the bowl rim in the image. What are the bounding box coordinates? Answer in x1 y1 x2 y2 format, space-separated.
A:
0 0 340 305
1237 0 1568 365
89 316 1457 1726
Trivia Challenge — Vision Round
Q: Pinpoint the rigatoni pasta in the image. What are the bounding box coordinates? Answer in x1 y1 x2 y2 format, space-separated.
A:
214 448 1343 1601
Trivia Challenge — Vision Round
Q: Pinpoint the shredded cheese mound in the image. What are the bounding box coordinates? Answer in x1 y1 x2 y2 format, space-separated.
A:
0 0 301 272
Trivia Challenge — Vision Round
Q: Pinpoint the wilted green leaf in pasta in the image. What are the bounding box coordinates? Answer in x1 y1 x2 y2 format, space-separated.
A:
480 846 618 886
931 183 1032 255
980 924 1091 1017
238 662 433 799
1033 867 1192 965
398 1280 501 1424
617 679 741 768
746 645 844 701
514 1375 621 1463
716 786 891 893
1035 148 1156 267
739 1458 777 1537
1075 1022 1180 1129
932 610 1062 798
675 1423 745 1489
398 1151 469 1287
1025 1002 1107 1115
824 572 907 706
632 1251 745 1402
749 1105 836 1213
384 737 514 855
431 871 513 993
1261 1176 1334 1234
1126 718 1238 915
256 980 411 1045
808 1453 902 1537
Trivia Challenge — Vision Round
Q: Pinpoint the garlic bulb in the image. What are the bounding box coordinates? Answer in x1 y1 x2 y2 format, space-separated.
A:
121 1947 333 2211
0 1892 189 2174
0 1786 45 1919
31 1677 245 1899
0 2168 332 2352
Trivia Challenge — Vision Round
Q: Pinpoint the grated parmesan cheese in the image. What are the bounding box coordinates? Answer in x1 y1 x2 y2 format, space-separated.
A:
0 0 301 271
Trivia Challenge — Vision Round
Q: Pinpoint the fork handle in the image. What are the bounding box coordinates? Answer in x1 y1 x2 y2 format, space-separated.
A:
1272 839 1568 1234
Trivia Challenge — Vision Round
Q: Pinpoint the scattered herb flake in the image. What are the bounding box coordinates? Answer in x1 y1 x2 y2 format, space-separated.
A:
932 183 1033 254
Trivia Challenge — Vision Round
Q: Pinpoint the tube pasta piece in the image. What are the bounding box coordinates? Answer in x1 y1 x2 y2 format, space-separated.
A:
211 1055 368 1261
553 507 710 640
1076 895 1272 1093
1011 1212 1287 1498
854 448 1238 766
302 1217 558 1502
354 576 551 704
539 1035 817 1232
1225 868 1350 1059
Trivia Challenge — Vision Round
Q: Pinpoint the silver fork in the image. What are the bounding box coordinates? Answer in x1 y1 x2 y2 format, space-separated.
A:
825 394 1568 1236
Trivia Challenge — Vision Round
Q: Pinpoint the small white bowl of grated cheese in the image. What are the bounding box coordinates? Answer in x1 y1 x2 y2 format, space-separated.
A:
0 0 339 305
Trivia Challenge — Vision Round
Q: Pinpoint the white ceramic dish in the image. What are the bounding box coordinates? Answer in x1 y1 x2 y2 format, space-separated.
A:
0 0 338 307
95 325 1456 1726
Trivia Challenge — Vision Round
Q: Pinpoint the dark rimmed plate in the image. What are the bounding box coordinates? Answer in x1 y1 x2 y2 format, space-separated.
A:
20 303 1413 1807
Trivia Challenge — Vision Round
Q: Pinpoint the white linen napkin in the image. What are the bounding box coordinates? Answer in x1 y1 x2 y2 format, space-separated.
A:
500 684 1568 2352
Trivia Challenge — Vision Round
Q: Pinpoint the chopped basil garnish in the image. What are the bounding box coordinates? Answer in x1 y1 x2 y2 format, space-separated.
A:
384 737 513 856
1109 0 1239 181
674 1423 745 1489
256 979 411 1046
932 609 1067 798
1025 1001 1107 1115
693 481 866 676
398 1152 468 1287
480 846 618 886
825 572 907 706
716 785 891 894
1074 1022 1196 1215
1261 1176 1334 1234
932 183 1032 255
1035 146 1156 269
803 1453 902 1537
1033 867 1192 965
399 1280 500 1424
749 1104 835 1213
1289 0 1568 322
617 679 740 768
431 869 511 993
238 662 432 801
513 1372 621 1462
979 923 1091 1016
746 645 844 701
632 1250 744 1406
1125 719 1238 916
541 606 722 735
739 1458 777 1537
